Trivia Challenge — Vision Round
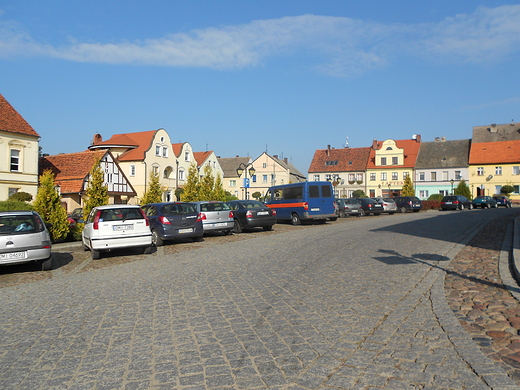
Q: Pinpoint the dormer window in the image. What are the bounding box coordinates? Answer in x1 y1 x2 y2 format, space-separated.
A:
325 160 338 166
386 147 393 150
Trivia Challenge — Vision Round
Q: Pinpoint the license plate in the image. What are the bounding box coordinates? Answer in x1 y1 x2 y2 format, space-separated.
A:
311 208 320 211
0 251 27 260
113 224 134 231
179 228 193 233
257 211 269 215
212 223 227 227
445 202 452 204
351 210 358 213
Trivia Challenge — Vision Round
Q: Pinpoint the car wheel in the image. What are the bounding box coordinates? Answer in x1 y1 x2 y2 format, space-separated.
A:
359 209 366 216
459 204 464 210
263 225 273 231
151 229 163 247
223 229 232 235
469 204 473 210
291 213 301 225
400 207 407 213
233 219 243 233
339 210 346 218
193 235 204 242
143 246 153 254
486 203 491 209
374 213 381 216
329 217 337 221
388 212 395 215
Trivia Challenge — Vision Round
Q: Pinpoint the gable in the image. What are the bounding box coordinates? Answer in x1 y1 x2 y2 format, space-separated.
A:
0 94 40 138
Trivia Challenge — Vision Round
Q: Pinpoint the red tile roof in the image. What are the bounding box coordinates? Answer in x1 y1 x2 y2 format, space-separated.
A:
0 94 40 137
39 150 106 194
172 143 186 158
366 139 421 169
469 140 520 164
90 130 158 161
193 151 212 166
308 147 371 173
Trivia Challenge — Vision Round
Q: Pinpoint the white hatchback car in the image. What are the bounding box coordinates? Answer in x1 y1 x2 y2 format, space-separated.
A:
82 205 153 260
0 211 53 270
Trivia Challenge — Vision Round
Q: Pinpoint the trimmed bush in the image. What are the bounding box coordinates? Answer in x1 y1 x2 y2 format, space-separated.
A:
422 200 441 210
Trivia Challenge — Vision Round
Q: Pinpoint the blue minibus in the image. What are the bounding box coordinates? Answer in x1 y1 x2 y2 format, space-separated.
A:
263 181 337 225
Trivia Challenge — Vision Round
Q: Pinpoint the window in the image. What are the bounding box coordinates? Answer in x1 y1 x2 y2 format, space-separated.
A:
155 145 161 156
152 165 159 175
262 175 268 183
370 173 376 181
380 157 387 166
179 169 185 180
10 149 20 171
439 190 448 196
442 171 448 181
431 172 437 181
325 160 338 165
495 166 502 175
251 175 257 183
313 175 320 181
477 167 484 176
513 166 520 175
392 172 398 180
262 163 266 168
455 171 461 180
271 174 276 183
392 157 398 165
419 190 429 198
130 165 136 177
495 185 502 194
380 172 387 181
356 173 363 181
514 185 520 194
8 188 18 198
419 172 425 181
162 147 168 157
348 173 355 181
403 172 409 179
184 151 190 162
229 180 236 187
325 174 332 181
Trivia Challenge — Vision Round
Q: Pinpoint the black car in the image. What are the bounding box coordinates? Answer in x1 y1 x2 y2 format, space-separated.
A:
493 195 512 208
141 202 204 246
393 196 422 213
226 200 277 233
440 195 472 210
357 198 384 216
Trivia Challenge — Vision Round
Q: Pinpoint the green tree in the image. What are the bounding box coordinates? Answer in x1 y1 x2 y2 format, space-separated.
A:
34 170 69 241
401 175 415 196
82 157 109 221
500 185 515 197
212 174 227 201
352 190 367 198
251 191 262 200
141 169 163 205
8 191 33 202
180 163 200 201
454 179 472 200
199 164 215 200
224 191 238 201
175 187 184 201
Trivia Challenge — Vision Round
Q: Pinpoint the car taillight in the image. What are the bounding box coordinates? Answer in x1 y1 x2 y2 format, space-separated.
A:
93 210 101 230
196 213 203 222
303 202 309 210
368 204 373 208
246 210 253 218
138 209 149 226
229 211 234 218
454 201 460 204
159 215 171 225
272 209 276 216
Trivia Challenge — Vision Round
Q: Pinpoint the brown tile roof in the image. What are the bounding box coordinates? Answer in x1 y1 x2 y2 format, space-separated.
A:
217 157 252 178
472 121 520 143
39 150 106 194
0 94 40 138
469 140 520 164
308 147 371 173
366 139 421 169
193 151 212 167
89 130 158 161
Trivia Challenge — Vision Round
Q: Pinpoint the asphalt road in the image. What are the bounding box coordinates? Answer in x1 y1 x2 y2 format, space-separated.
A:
1 209 519 389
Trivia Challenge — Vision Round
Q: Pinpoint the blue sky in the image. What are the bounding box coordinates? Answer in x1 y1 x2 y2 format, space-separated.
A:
1 1 520 173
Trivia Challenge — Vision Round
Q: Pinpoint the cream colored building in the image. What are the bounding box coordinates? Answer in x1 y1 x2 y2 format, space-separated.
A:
217 156 253 199
0 94 40 201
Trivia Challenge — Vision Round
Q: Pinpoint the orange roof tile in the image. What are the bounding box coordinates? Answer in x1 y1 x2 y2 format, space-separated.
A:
172 143 186 158
308 147 371 173
469 140 520 164
193 151 212 166
366 139 421 169
90 130 158 161
0 94 40 138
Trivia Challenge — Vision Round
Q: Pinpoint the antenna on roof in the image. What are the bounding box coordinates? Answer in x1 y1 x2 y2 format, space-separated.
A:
344 137 349 148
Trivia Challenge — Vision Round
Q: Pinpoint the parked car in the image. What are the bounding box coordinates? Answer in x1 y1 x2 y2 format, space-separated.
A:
440 195 472 210
371 197 397 215
68 207 84 223
393 196 423 213
82 205 153 259
190 201 234 235
472 196 498 209
0 211 53 270
141 202 204 246
492 195 512 208
335 198 362 218
226 200 277 233
357 198 384 216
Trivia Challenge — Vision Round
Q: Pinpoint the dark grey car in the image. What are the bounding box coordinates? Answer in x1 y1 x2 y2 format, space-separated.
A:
226 200 277 233
393 196 423 213
335 198 362 217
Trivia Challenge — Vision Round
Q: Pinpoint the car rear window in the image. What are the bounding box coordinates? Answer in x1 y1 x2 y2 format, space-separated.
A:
200 202 230 212
99 208 144 221
161 203 197 215
0 214 45 235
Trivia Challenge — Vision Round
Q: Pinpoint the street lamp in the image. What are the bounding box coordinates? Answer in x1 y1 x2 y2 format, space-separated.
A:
450 179 455 195
236 163 256 200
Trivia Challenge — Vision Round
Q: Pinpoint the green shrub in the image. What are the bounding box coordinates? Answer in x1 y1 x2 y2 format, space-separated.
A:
9 191 33 202
0 200 34 212
427 194 444 201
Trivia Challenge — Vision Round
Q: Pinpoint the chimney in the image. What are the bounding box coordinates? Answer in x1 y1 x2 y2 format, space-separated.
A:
92 133 102 145
327 145 331 156
415 134 421 142
372 139 378 149
273 155 278 159
284 157 288 164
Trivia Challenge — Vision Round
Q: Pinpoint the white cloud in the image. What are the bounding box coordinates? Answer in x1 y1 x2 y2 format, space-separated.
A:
1 5 519 76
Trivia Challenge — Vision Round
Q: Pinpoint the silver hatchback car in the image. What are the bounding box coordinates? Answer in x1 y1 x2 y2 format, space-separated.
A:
190 201 234 235
0 211 53 270
371 197 398 215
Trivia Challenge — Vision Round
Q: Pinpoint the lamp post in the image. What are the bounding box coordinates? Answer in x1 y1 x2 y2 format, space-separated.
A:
236 163 256 200
450 179 455 195
388 183 391 197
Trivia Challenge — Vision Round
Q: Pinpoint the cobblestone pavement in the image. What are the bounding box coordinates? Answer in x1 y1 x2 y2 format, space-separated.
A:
1 210 520 389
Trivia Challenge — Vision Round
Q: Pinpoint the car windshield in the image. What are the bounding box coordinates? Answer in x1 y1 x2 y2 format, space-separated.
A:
161 203 197 215
0 214 44 235
98 208 144 221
